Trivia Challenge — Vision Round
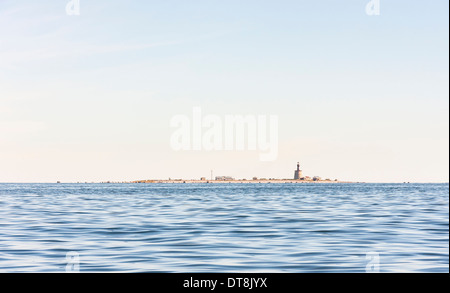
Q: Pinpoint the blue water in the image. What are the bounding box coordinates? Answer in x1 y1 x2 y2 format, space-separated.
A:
0 183 448 272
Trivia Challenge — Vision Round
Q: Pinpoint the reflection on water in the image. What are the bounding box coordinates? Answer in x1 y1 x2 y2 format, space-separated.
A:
0 183 448 272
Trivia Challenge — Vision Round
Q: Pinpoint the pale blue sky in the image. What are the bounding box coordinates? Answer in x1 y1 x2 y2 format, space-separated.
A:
0 0 448 182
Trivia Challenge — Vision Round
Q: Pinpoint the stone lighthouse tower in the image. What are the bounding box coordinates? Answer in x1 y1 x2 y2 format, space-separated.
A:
294 162 303 180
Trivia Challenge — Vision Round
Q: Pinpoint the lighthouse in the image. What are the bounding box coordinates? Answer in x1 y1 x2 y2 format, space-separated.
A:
294 162 303 180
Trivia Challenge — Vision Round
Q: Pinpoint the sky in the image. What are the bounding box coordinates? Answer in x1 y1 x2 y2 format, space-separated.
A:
0 0 448 183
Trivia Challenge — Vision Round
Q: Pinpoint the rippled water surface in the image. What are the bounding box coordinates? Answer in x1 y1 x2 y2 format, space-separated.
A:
0 183 448 272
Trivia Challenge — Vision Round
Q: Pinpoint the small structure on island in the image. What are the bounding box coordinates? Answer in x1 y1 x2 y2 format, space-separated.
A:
294 162 303 180
215 176 234 181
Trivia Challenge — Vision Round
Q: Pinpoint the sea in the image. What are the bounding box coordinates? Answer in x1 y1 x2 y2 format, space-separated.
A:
0 183 448 272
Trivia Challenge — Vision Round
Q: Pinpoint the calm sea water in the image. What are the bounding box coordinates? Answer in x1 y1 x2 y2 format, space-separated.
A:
0 183 448 273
